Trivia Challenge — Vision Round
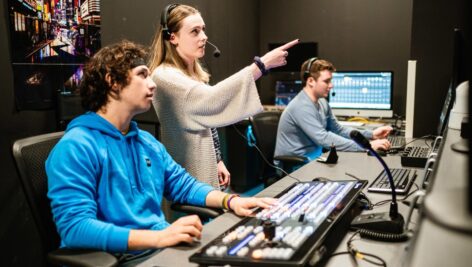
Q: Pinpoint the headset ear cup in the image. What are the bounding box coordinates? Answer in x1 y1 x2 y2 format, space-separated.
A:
303 71 309 80
304 57 318 81
163 29 171 40
160 4 179 40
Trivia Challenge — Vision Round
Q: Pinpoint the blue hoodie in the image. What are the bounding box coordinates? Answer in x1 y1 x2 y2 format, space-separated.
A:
46 112 214 252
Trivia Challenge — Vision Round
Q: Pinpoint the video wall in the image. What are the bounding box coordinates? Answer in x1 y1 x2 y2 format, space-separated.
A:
8 0 101 110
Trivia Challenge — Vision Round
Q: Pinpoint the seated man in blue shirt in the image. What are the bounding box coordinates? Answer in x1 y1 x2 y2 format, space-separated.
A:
46 40 275 255
274 58 392 162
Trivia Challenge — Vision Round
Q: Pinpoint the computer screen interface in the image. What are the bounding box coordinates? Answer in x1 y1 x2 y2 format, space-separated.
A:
275 80 303 106
328 71 393 117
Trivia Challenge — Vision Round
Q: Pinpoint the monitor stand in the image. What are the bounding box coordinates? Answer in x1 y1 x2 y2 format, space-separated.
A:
451 139 469 153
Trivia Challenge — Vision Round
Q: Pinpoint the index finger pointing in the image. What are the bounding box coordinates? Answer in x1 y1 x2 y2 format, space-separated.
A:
277 39 299 51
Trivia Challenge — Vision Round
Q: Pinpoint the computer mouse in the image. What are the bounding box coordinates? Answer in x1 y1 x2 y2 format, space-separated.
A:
387 148 400 154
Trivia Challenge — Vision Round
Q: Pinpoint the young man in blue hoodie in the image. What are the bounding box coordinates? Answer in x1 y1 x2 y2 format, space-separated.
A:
46 40 275 256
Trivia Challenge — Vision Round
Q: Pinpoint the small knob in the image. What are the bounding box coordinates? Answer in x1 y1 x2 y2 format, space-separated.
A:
263 220 276 241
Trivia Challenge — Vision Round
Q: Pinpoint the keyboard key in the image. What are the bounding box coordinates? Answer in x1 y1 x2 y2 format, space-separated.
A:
368 168 417 195
388 136 406 148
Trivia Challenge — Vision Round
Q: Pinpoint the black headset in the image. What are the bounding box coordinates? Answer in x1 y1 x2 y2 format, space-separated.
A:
303 57 318 80
160 3 180 40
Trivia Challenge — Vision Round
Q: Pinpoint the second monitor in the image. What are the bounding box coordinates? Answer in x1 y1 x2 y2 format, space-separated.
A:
274 80 303 107
329 71 394 118
274 71 394 118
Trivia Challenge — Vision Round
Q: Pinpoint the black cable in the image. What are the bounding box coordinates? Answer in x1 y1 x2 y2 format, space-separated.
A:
372 183 420 207
329 231 387 267
312 176 334 182
357 228 409 243
345 172 362 181
231 124 301 183
400 183 420 205
392 114 404 133
424 138 431 149
372 199 391 207
403 134 435 148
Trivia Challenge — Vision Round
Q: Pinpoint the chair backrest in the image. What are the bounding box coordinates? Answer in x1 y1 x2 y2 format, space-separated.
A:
57 94 84 130
249 111 282 179
12 132 64 255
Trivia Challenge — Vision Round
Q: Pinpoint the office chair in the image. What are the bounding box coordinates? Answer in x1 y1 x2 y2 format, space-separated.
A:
57 93 84 130
249 111 308 187
12 132 118 267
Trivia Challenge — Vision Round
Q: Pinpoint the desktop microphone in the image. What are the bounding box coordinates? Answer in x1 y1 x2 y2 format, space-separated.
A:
349 130 405 235
206 40 221 58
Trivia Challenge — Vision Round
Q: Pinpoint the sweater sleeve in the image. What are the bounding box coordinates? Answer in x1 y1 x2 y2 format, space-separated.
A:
153 66 263 131
46 135 130 253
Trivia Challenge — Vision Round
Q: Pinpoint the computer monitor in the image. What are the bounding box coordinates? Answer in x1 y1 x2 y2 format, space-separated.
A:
12 63 83 110
274 80 303 106
437 84 455 137
438 28 468 137
328 71 394 118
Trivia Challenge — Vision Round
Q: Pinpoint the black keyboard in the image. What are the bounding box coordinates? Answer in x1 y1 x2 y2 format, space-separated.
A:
388 136 406 149
368 168 417 195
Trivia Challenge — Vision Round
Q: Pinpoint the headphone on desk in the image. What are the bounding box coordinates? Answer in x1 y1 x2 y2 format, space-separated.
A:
303 57 318 80
160 3 180 40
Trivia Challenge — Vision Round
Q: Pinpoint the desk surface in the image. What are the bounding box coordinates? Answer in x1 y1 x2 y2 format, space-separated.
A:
139 148 425 267
406 129 472 267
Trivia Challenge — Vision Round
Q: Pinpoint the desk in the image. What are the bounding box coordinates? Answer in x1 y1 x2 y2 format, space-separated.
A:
138 148 424 267
406 129 472 267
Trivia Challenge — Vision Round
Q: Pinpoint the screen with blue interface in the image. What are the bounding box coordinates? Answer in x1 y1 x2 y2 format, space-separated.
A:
275 80 303 106
329 71 393 111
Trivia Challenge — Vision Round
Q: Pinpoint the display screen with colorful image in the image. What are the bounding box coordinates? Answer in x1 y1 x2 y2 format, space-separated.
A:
13 64 84 110
7 0 101 110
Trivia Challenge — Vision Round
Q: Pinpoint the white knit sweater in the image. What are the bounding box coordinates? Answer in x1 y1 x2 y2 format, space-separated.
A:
151 65 263 189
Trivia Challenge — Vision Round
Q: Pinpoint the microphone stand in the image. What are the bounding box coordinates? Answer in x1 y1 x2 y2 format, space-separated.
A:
350 131 405 234
370 148 399 219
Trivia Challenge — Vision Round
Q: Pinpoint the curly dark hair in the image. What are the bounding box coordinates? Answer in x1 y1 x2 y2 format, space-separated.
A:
80 40 147 111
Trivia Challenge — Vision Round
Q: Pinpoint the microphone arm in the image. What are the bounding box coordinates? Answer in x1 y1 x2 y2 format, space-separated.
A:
206 40 221 58
368 145 399 218
349 130 404 235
